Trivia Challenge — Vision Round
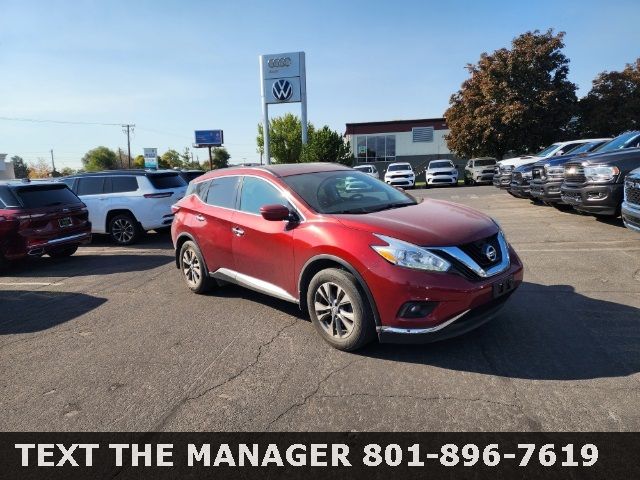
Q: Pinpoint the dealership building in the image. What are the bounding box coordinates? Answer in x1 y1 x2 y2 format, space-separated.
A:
344 118 460 180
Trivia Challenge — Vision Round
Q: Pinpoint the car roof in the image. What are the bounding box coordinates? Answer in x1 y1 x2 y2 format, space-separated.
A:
199 162 352 181
64 169 181 178
0 179 62 187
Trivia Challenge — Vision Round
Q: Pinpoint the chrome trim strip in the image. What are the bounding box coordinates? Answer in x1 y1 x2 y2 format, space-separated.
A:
31 232 90 248
376 309 471 334
434 231 510 278
210 267 298 304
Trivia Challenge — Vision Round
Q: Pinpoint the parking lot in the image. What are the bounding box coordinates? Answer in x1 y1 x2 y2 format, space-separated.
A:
1 185 639 432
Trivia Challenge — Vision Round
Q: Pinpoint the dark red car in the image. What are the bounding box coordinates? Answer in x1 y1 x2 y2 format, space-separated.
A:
171 163 523 350
0 180 91 268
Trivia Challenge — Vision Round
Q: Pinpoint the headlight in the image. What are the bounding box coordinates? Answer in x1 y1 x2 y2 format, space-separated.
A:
522 171 532 179
584 165 619 183
372 234 451 272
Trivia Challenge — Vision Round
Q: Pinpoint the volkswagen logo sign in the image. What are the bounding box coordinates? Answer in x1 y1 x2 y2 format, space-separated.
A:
272 79 293 102
482 244 497 262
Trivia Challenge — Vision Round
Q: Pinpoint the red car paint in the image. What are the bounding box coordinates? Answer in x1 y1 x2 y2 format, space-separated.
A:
171 163 523 342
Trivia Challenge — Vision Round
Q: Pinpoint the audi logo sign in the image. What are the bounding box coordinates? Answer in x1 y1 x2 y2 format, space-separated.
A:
272 79 293 102
268 57 291 68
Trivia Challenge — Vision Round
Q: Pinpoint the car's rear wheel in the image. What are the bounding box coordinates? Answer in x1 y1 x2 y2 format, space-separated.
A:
109 214 140 245
179 241 212 294
48 246 78 258
307 268 375 351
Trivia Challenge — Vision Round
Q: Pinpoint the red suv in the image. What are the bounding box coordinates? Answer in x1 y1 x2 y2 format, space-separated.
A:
0 180 91 268
171 163 523 351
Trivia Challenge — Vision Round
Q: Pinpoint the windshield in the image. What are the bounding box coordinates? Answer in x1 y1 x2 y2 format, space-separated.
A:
596 132 640 153
474 159 495 166
354 166 372 173
569 142 603 154
534 144 560 157
387 164 411 171
283 170 417 214
429 161 453 169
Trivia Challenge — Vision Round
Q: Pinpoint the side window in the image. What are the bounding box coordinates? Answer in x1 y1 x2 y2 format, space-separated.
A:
558 143 582 155
239 177 287 215
76 177 105 196
60 178 75 190
205 176 240 209
110 176 138 193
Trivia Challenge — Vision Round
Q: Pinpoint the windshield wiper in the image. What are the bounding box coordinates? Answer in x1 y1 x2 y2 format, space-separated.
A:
366 202 415 213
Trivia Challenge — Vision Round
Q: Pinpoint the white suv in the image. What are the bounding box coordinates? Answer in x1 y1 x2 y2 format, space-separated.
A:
353 164 379 179
425 159 459 187
60 170 187 245
384 162 415 189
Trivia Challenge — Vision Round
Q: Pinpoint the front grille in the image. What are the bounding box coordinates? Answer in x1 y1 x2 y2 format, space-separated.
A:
626 180 640 206
458 233 502 269
512 172 523 184
432 171 451 176
564 163 586 183
391 174 411 179
482 169 494 175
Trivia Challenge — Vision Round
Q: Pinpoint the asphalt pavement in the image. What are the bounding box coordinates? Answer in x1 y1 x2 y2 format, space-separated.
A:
1 185 639 431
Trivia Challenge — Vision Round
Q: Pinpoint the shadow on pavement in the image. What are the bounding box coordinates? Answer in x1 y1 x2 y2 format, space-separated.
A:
0 290 107 334
87 230 174 250
359 282 640 381
206 284 308 320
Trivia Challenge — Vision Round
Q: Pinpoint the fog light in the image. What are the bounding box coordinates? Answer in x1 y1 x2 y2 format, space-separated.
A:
587 191 607 200
398 301 437 319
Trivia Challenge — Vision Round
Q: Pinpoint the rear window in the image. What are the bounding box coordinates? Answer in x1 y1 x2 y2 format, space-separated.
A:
180 171 205 183
148 173 187 189
13 185 81 208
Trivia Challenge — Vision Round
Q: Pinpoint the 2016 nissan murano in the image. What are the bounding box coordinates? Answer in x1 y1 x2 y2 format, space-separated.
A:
171 163 523 351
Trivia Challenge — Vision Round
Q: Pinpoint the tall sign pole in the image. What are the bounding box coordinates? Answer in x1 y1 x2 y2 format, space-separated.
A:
259 52 307 165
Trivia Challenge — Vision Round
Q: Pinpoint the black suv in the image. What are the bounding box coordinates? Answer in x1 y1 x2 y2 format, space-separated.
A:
532 134 639 207
560 142 640 217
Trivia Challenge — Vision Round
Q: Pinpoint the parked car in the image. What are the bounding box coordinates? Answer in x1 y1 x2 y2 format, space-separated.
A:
178 169 206 183
0 180 91 268
464 158 496 185
560 144 640 217
531 134 638 207
493 139 601 190
383 162 415 189
60 170 187 245
622 167 640 232
171 163 523 351
509 163 534 199
424 159 459 187
353 164 379 179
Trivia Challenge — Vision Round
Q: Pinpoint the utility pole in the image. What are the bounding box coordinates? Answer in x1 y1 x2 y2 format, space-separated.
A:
208 146 213 170
118 148 123 168
50 149 56 174
122 124 135 169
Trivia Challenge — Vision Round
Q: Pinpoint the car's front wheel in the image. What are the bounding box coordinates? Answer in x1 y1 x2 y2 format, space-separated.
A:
307 268 375 351
179 241 212 294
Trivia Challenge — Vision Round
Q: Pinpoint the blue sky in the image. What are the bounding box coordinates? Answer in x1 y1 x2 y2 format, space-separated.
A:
1 0 638 169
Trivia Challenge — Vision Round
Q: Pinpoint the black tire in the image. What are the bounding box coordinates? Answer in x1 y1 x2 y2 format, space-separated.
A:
109 214 141 246
48 246 78 258
307 268 375 351
179 240 212 294
464 177 470 186
469 178 476 186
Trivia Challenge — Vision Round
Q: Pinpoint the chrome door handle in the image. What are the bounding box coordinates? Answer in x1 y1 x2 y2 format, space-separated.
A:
195 214 205 222
232 227 244 236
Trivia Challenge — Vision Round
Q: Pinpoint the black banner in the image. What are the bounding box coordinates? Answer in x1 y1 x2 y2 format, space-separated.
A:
1 432 637 479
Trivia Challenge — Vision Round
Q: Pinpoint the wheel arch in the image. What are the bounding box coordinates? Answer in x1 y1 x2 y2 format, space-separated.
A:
174 233 208 272
298 254 381 327
106 209 137 233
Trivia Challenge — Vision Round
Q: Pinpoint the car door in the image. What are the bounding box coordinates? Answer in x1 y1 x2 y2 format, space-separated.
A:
231 176 296 300
75 177 108 233
196 176 239 273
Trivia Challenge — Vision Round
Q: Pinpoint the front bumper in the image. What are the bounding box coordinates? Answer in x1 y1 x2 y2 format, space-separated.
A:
509 182 531 198
426 175 457 186
560 183 623 216
493 174 512 189
622 201 640 233
530 180 563 202
386 178 415 187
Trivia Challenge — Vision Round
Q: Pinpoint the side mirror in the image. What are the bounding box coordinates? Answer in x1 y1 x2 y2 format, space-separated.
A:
260 204 291 221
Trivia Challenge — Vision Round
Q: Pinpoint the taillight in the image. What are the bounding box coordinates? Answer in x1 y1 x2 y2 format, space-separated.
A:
143 192 173 199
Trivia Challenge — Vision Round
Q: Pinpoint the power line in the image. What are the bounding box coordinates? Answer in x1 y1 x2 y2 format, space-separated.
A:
0 116 123 126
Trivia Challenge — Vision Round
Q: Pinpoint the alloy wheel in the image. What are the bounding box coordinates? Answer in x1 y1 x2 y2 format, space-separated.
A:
182 248 201 287
112 218 134 244
314 282 355 339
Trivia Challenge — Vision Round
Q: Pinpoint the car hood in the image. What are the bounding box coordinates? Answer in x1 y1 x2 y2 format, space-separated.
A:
426 167 456 174
385 169 413 176
499 156 540 167
335 199 498 246
580 147 640 165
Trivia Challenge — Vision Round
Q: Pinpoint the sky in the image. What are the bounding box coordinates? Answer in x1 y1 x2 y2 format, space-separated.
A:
1 0 639 170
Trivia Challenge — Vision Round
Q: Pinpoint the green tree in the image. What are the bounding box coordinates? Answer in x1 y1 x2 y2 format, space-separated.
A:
445 29 577 159
160 149 183 169
212 147 230 169
11 155 30 178
257 113 314 164
81 147 118 171
59 167 76 176
300 126 352 165
577 59 640 137
133 155 145 168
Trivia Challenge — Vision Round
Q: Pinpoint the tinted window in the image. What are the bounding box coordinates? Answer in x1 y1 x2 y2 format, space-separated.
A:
148 173 186 189
557 143 583 155
60 178 75 189
597 132 640 152
180 171 205 183
474 159 496 166
388 164 411 171
429 161 453 169
205 176 239 208
14 185 81 208
110 176 138 193
77 177 105 196
0 187 20 208
186 179 210 200
239 177 287 215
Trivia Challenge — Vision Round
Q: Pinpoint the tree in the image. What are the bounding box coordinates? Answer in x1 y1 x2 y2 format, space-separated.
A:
211 147 230 169
133 155 145 168
11 155 29 178
59 167 76 176
445 29 577 159
160 149 183 169
27 158 52 179
257 113 314 164
82 147 118 171
577 59 640 137
300 126 352 165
